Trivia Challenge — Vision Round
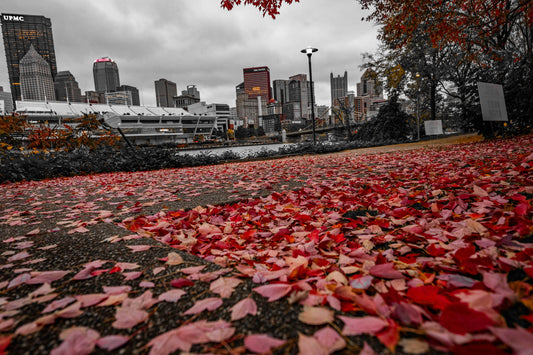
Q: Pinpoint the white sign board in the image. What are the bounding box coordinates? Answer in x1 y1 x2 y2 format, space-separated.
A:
424 120 443 135
0 100 4 115
478 82 508 122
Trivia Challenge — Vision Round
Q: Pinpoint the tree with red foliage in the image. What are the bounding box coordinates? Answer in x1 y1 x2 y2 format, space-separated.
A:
220 0 299 18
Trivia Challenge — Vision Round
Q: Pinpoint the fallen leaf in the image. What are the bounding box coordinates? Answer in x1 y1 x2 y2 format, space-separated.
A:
253 283 293 302
183 297 223 315
298 306 334 325
244 334 286 354
230 297 258 320
339 315 388 336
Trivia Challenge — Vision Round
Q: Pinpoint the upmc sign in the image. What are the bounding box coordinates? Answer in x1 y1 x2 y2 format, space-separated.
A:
2 15 25 22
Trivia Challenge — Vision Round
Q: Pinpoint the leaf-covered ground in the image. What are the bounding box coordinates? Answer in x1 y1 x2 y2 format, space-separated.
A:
0 134 532 354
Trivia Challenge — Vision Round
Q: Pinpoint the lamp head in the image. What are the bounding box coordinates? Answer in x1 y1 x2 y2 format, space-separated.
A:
301 46 318 55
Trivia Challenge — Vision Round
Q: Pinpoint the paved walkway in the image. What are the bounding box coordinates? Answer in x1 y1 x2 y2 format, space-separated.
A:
4 133 529 355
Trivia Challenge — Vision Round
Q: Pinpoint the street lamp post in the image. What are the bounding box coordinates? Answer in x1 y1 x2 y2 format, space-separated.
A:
415 72 420 141
301 46 318 145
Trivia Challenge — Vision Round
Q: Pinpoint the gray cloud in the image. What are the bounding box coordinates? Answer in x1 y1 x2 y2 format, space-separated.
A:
0 0 379 107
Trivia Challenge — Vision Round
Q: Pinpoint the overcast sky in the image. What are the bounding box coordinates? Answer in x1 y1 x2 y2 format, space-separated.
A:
0 0 380 107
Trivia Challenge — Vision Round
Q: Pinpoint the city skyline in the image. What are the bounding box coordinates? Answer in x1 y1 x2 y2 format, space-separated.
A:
0 0 379 107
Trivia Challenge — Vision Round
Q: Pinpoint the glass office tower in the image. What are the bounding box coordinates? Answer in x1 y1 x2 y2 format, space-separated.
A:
1 13 57 102
93 57 120 93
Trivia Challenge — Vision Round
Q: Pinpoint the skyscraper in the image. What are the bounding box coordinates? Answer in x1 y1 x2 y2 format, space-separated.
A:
19 45 56 101
330 71 348 107
54 70 82 102
154 78 177 107
0 86 14 114
356 69 382 98
273 79 290 104
1 13 57 102
288 74 310 120
243 66 271 102
93 57 120 93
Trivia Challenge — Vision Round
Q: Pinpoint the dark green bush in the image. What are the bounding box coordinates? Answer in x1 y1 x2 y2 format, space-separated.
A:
354 100 411 143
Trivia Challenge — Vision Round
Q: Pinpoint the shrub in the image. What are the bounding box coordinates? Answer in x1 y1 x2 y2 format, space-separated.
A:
354 100 411 143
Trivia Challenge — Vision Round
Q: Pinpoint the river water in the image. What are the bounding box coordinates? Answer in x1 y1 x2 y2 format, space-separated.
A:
175 143 294 158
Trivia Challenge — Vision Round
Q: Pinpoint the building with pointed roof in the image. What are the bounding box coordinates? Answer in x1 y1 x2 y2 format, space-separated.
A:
19 44 56 101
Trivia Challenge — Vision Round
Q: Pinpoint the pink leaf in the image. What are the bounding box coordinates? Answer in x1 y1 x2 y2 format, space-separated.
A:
253 283 292 301
96 335 129 351
147 328 192 354
180 265 206 274
26 228 40 236
147 320 234 355
350 275 374 290
112 307 148 329
152 266 165 275
198 223 222 236
42 297 76 313
123 290 158 309
114 262 139 271
297 333 326 355
103 285 131 295
183 297 223 315
166 252 184 265
158 289 186 303
369 263 405 279
230 297 257 321
126 245 151 252
75 294 108 308
51 326 100 355
339 316 388 336
55 301 83 318
313 326 346 353
72 268 97 281
8 251 30 262
68 226 90 234
7 273 31 288
209 277 242 298
122 271 143 280
244 334 286 354
482 272 516 302
298 306 334 325
27 270 70 284
490 326 533 355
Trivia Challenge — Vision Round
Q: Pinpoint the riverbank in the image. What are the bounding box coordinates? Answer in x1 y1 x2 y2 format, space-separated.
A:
0 134 479 184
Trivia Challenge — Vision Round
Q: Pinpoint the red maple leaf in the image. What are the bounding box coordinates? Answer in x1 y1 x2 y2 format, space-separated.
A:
439 302 495 334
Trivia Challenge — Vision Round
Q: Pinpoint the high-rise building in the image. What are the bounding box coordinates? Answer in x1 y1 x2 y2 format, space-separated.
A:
273 79 290 104
54 70 82 102
236 82 263 127
19 45 56 101
181 85 200 99
288 74 310 120
116 85 140 106
243 66 271 102
0 86 14 114
356 69 382 98
154 78 177 107
93 57 120 93
330 71 348 107
1 13 57 102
